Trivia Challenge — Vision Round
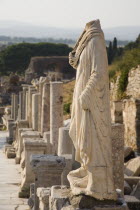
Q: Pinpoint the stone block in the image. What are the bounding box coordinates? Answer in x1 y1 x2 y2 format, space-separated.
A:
20 139 47 193
50 186 128 210
124 157 140 176
58 127 73 156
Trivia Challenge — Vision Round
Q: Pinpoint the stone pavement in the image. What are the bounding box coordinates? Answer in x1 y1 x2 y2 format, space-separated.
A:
0 131 29 210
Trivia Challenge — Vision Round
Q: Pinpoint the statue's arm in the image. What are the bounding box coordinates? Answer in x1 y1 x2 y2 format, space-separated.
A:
79 36 106 110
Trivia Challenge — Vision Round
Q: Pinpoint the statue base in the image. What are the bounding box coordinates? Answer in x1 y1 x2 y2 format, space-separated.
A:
50 185 128 210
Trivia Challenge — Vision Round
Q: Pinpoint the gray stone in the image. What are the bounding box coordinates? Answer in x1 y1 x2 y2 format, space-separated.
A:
124 157 140 176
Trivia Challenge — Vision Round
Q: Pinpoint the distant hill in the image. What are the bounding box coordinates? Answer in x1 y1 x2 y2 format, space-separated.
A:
0 20 139 41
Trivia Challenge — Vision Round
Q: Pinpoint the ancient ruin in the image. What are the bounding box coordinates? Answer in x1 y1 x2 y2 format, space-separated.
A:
0 21 140 210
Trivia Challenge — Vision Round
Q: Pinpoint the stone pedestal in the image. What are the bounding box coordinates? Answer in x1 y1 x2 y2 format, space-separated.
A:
50 82 63 154
32 93 40 131
20 139 47 196
58 127 73 156
49 186 128 210
30 154 65 210
41 83 50 136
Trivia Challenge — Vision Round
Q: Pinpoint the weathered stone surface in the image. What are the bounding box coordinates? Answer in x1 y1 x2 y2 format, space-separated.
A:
111 123 124 191
124 157 140 176
126 66 140 98
20 139 47 191
30 155 65 210
125 176 140 188
50 82 63 154
41 82 50 135
50 186 127 210
32 93 40 131
123 98 140 152
61 154 72 186
111 101 123 124
58 127 73 156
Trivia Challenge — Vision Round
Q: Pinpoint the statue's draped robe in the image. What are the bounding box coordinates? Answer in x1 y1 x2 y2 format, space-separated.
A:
69 22 116 200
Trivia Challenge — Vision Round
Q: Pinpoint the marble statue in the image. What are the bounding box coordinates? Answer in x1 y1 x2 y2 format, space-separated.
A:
67 19 117 200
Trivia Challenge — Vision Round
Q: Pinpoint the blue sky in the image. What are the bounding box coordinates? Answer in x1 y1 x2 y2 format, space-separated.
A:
0 0 139 28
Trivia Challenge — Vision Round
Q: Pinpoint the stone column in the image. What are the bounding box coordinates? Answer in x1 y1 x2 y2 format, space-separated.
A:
25 90 28 120
11 93 14 119
50 82 63 154
22 85 29 120
13 94 19 121
32 93 40 131
18 91 23 120
28 86 36 128
41 83 50 135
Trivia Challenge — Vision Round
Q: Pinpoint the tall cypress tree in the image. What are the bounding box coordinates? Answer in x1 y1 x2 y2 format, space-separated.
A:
108 41 113 64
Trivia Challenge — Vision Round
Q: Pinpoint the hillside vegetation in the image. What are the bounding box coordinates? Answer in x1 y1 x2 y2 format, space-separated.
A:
109 34 140 98
0 42 72 75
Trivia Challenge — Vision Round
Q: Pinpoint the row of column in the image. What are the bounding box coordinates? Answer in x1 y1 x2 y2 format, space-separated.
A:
10 80 63 154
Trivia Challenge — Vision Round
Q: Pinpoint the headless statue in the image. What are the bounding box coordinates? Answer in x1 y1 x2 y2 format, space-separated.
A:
67 19 117 200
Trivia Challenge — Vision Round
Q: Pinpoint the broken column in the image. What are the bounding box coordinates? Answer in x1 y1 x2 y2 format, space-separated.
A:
41 82 50 135
50 82 63 154
27 86 36 128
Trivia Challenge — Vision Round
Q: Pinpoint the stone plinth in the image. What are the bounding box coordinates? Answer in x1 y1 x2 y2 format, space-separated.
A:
58 127 73 156
49 186 128 210
123 98 140 152
41 83 50 135
32 93 40 131
15 128 33 164
50 82 63 154
30 154 65 210
20 139 47 193
16 130 40 164
111 123 124 191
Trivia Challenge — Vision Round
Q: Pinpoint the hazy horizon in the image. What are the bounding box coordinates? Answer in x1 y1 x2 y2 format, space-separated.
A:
0 0 139 29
